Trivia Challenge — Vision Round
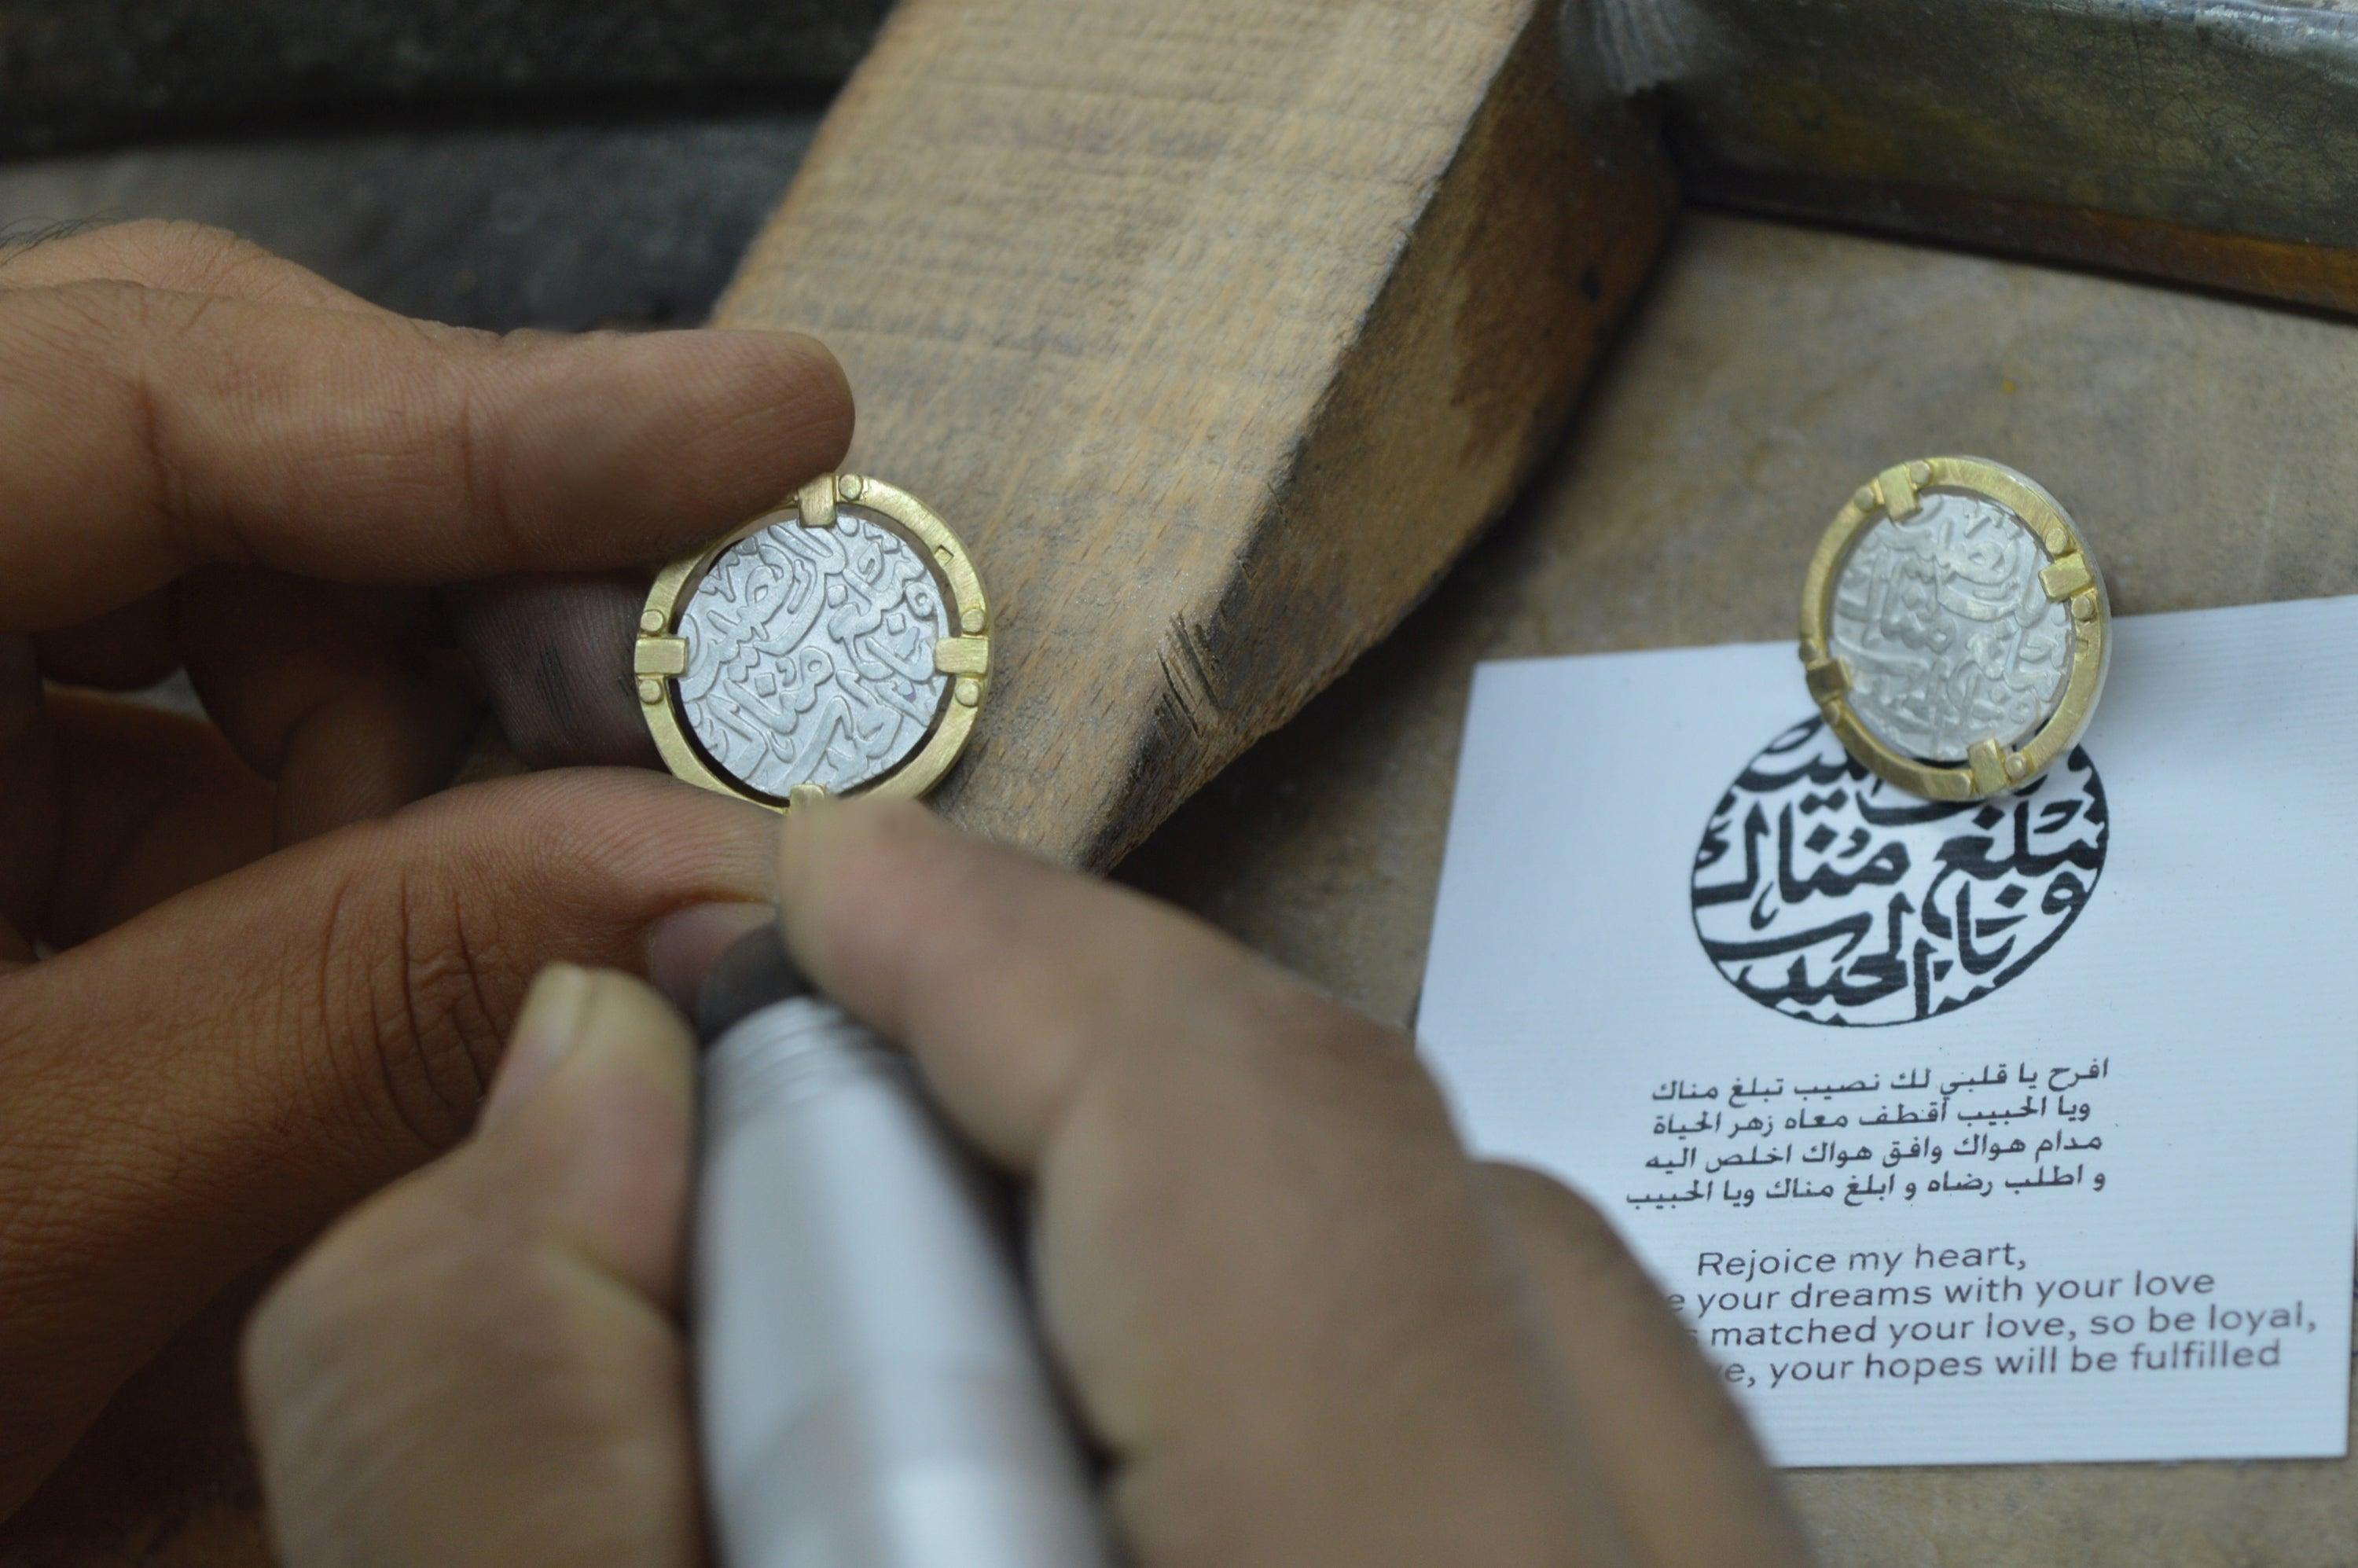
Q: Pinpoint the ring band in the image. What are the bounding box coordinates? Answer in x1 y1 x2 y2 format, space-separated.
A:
1800 456 2109 801
636 473 990 810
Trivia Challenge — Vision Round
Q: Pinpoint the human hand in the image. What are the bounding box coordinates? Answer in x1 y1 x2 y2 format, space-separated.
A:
245 799 1811 1566
0 220 851 1513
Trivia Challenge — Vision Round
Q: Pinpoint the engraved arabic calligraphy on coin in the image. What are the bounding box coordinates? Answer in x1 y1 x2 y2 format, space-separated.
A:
1691 718 2106 1027
1829 491 2071 763
677 509 949 798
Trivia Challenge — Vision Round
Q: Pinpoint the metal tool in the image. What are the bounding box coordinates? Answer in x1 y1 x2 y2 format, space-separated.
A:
692 927 1108 1568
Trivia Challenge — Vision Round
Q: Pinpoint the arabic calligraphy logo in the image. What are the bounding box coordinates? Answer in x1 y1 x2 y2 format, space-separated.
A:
1691 718 2106 1026
678 512 950 798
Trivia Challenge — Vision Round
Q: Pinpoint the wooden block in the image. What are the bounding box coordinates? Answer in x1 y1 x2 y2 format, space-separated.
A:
718 0 1672 865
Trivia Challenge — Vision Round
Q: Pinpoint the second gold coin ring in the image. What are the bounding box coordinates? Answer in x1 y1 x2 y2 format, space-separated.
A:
1800 457 2109 802
636 473 990 810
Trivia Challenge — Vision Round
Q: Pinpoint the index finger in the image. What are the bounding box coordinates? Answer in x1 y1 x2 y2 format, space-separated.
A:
0 281 851 630
0 218 379 312
772 801 1640 1564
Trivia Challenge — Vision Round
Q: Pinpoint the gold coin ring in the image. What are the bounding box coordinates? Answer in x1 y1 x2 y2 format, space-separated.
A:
1799 457 2108 802
635 472 990 812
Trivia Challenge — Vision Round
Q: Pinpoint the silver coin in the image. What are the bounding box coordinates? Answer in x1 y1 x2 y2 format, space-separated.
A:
1827 490 2073 764
675 509 950 799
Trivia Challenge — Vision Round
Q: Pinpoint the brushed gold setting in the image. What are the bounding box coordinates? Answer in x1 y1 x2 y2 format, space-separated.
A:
637 473 990 811
1800 457 2108 802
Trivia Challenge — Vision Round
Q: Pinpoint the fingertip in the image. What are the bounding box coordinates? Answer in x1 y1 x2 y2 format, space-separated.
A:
487 325 857 572
772 793 851 984
402 766 780 908
773 795 942 992
567 967 700 1112
442 572 662 770
597 326 856 516
481 963 596 1130
642 901 775 1016
478 968 699 1287
696 328 856 472
485 964 700 1139
771 794 834 920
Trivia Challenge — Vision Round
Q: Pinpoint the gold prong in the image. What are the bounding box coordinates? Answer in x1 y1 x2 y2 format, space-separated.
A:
1804 655 1851 703
798 475 837 531
1967 737 2009 795
1877 462 1919 520
634 636 688 677
935 636 990 677
787 784 827 809
2039 554 2093 600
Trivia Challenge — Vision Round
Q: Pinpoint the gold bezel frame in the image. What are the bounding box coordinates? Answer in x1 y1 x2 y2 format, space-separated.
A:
634 472 990 812
1798 456 2108 802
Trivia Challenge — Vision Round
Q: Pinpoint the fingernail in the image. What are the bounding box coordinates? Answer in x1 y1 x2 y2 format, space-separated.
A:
643 902 774 1015
482 964 593 1129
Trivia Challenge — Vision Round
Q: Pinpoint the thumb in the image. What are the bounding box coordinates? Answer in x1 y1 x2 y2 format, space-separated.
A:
245 966 705 1568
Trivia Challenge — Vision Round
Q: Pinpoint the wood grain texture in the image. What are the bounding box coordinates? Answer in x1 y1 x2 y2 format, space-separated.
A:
1126 212 2358 1566
1690 165 2358 320
1576 0 2358 314
716 0 1672 865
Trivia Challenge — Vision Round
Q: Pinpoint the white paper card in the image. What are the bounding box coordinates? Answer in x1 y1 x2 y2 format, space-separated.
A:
1419 596 2358 1467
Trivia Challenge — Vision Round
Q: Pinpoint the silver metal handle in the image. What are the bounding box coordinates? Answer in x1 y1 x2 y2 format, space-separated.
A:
696 997 1108 1568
